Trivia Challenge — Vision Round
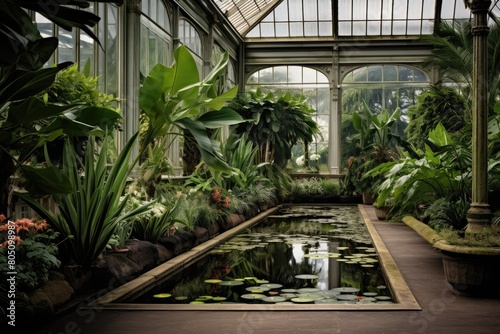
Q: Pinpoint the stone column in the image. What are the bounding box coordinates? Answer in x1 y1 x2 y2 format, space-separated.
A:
329 45 341 174
465 0 492 233
124 0 141 164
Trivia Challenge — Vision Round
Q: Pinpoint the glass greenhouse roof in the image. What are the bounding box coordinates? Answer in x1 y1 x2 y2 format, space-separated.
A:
213 0 500 38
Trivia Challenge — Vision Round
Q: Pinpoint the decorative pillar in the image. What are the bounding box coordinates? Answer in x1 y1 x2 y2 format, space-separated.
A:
329 45 341 174
123 0 141 163
465 0 492 233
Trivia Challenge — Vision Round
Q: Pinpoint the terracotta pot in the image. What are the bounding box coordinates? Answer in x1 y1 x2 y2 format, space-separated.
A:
362 192 374 205
374 206 390 220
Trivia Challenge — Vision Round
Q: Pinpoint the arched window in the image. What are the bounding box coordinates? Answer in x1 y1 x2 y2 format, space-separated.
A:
140 0 173 75
179 19 203 74
247 66 330 173
340 64 430 166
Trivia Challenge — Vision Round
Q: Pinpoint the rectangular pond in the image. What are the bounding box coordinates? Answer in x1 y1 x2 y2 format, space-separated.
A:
93 205 420 311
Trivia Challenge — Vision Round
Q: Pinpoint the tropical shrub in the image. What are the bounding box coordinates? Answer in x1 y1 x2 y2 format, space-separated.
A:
0 215 60 290
405 85 469 150
16 132 154 268
367 123 473 221
132 193 188 243
229 88 320 167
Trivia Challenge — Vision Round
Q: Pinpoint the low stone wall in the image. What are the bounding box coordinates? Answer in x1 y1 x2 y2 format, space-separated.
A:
17 211 252 329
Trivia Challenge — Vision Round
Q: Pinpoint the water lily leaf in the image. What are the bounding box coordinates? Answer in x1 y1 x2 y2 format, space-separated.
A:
153 293 172 298
262 296 286 303
291 297 314 303
218 281 244 286
205 279 222 284
241 294 266 300
295 274 319 280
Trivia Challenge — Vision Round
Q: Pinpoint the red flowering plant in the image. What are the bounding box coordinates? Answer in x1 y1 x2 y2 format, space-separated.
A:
0 214 61 290
209 187 232 218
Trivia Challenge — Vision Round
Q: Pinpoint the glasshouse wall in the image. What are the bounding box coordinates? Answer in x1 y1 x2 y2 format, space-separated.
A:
243 40 436 173
32 0 242 175
31 0 439 176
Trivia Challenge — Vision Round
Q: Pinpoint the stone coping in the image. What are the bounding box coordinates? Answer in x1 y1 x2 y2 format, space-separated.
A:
402 216 500 256
87 205 421 311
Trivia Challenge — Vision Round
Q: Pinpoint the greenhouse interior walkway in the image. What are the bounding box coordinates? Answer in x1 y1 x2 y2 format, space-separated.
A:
35 205 500 334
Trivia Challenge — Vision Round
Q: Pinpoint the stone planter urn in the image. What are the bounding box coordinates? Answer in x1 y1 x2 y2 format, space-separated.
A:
441 250 500 296
402 216 500 297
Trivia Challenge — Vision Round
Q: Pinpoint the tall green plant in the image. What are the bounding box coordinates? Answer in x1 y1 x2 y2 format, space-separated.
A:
16 132 154 268
0 0 124 214
139 45 243 172
367 123 472 217
229 88 320 167
405 85 469 149
419 19 500 114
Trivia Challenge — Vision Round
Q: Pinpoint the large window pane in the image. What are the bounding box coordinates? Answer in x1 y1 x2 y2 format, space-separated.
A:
275 1 289 21
304 22 318 36
58 29 76 63
303 1 318 21
352 0 367 20
80 31 94 70
339 0 352 20
408 0 423 20
368 0 382 20
106 5 118 96
318 0 332 20
393 1 408 19
276 23 289 37
319 22 332 36
367 21 381 35
352 21 366 35
289 0 302 21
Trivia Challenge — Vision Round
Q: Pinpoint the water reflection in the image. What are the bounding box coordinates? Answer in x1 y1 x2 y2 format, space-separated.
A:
134 205 393 305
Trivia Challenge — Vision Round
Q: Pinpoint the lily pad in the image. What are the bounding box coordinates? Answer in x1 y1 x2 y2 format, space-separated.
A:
331 287 360 293
291 297 314 303
260 283 283 289
362 292 378 297
280 293 297 300
262 296 286 303
213 296 227 302
281 288 298 293
314 299 340 304
241 294 266 300
218 280 244 286
174 296 188 301
336 294 358 301
297 288 320 293
204 279 222 284
295 274 319 280
375 296 392 301
153 293 172 298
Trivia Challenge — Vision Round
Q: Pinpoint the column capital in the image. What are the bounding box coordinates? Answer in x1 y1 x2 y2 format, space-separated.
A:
464 0 492 12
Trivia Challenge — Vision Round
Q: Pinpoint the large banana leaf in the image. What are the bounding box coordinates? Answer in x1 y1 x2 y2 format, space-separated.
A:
139 45 243 172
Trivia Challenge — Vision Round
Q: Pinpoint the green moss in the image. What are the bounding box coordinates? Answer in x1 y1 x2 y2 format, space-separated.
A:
438 229 500 247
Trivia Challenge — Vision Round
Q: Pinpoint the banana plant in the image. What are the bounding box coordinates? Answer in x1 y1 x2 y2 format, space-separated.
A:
139 45 243 172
